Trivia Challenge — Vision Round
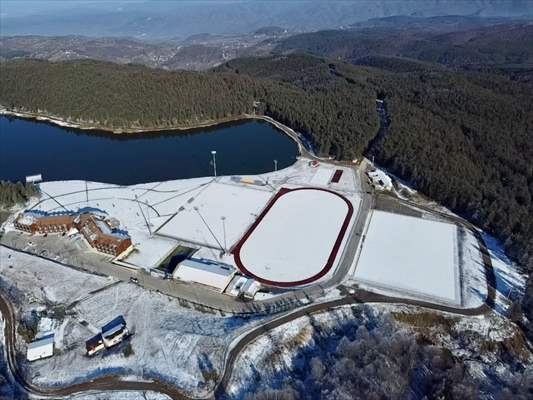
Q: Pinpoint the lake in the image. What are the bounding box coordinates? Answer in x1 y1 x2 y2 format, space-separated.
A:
0 116 299 185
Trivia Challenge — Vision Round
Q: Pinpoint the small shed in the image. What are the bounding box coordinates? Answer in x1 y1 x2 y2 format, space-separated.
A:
86 333 105 356
101 315 128 348
27 333 54 362
225 276 261 299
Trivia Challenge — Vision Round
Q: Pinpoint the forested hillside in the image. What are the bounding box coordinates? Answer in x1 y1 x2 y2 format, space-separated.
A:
0 58 377 158
221 54 533 263
274 22 533 83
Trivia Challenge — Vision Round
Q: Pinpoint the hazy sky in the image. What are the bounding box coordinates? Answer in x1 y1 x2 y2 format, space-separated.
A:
1 1 141 17
1 0 532 38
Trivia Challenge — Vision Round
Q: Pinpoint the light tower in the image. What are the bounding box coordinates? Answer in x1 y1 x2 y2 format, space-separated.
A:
211 150 217 177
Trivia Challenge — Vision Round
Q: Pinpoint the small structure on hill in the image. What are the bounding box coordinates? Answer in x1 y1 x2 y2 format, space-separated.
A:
85 316 129 356
367 170 393 190
27 333 54 362
85 334 105 356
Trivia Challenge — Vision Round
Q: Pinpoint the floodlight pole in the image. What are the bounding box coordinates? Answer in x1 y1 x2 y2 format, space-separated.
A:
221 216 227 253
211 150 217 177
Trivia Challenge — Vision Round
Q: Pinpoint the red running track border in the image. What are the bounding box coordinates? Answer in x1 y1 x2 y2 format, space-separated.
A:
232 187 354 287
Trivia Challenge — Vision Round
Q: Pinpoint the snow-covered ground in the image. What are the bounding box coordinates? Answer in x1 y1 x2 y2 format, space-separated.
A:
0 247 112 311
226 314 314 397
67 391 170 400
29 282 259 395
459 228 488 308
0 246 271 397
236 188 353 284
353 210 460 305
481 233 527 315
226 303 531 399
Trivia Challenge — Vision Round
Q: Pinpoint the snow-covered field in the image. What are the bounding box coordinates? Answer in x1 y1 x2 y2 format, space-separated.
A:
354 210 460 304
226 314 314 397
0 248 269 397
30 282 262 396
0 247 112 311
236 188 353 285
156 181 273 250
67 391 170 400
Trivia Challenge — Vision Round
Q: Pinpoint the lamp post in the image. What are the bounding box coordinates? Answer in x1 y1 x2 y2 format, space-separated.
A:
211 150 217 177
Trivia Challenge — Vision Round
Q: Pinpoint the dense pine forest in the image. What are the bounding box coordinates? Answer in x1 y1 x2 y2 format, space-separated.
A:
0 181 39 208
1 55 532 337
0 58 377 158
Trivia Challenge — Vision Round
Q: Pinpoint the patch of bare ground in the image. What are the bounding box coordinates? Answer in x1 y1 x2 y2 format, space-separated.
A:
393 310 532 362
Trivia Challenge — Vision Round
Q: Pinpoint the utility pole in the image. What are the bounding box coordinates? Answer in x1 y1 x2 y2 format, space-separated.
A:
211 150 217 177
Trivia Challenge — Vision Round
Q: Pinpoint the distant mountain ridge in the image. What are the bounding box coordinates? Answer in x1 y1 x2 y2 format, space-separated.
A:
1 0 532 38
273 19 533 82
3 16 533 79
0 31 285 71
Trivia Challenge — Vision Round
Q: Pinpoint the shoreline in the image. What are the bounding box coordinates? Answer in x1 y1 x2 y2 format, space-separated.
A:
0 108 255 134
0 108 312 157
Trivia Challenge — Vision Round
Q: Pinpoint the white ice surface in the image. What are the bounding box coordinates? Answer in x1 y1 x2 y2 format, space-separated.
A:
156 182 273 250
237 189 351 283
354 211 459 304
309 168 333 186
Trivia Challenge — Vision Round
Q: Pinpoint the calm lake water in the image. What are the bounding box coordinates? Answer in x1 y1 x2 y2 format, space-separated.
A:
0 116 298 185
